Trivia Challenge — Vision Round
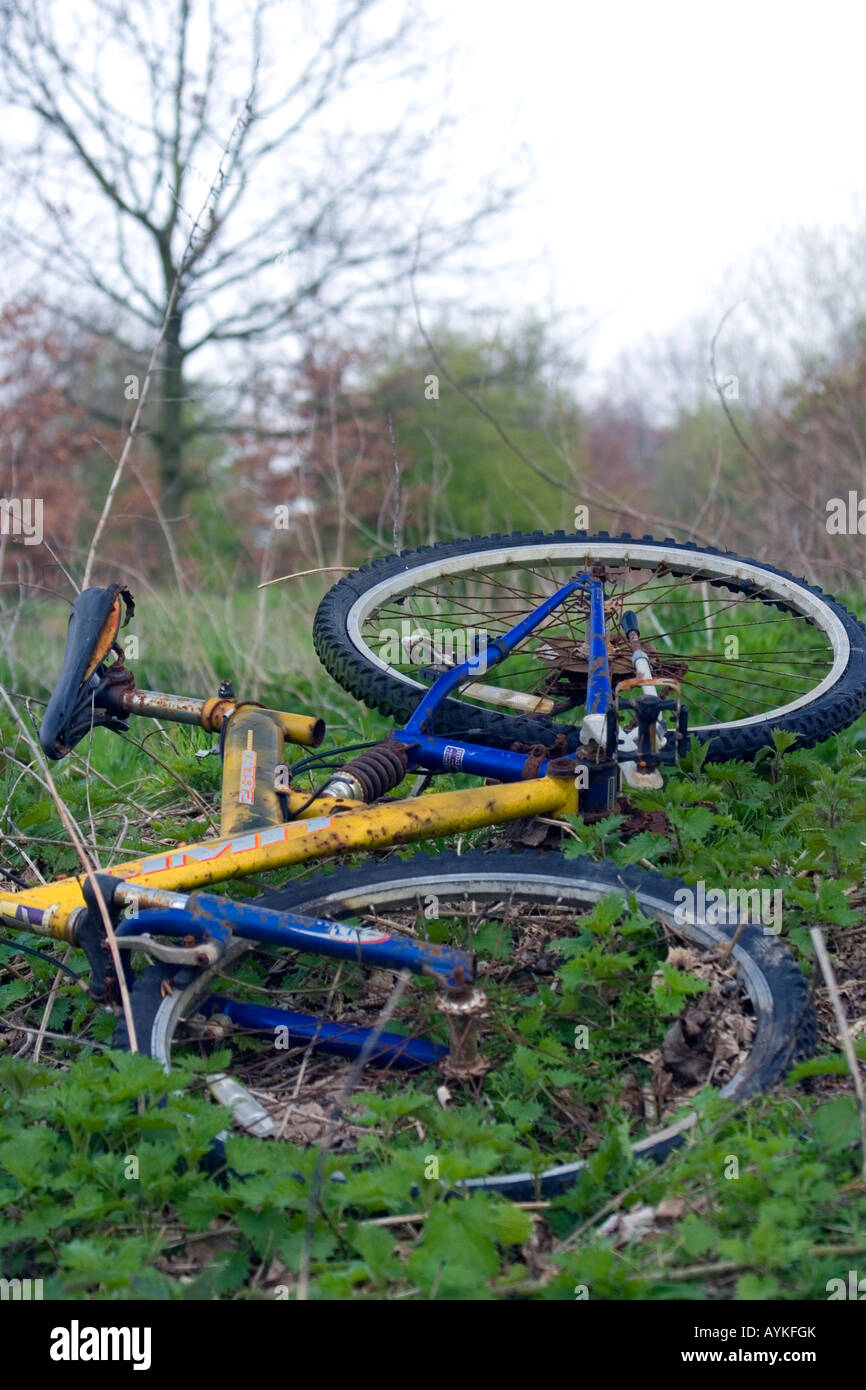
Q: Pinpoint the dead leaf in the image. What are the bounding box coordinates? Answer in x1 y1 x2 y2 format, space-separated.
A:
656 1196 686 1221
597 1203 657 1247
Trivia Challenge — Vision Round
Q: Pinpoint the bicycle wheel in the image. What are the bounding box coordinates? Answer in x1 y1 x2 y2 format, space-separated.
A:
313 530 866 761
115 851 815 1198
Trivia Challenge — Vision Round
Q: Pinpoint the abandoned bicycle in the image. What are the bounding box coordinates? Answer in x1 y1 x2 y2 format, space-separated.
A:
3 529 859 1195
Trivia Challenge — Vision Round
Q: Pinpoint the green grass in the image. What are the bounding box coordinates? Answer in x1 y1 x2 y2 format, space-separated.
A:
1 585 865 1300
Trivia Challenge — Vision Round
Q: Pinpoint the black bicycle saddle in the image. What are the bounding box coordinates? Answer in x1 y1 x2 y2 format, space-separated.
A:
39 584 135 759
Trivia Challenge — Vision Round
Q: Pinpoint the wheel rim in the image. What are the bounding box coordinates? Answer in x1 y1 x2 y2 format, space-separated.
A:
140 858 805 1196
149 865 777 1105
277 862 773 1102
344 541 850 734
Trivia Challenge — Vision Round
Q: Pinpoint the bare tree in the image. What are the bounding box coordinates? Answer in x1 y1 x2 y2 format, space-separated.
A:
0 0 516 507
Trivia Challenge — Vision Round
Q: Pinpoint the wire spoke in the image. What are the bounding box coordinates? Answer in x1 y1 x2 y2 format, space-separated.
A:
361 552 842 729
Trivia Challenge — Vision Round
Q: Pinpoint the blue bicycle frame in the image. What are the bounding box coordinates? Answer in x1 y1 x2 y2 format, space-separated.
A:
392 573 616 812
401 573 611 736
115 574 613 1075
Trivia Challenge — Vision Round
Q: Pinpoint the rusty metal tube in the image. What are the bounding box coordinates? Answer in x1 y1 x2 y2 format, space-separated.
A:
106 687 325 746
278 787 364 814
111 689 209 725
275 711 326 747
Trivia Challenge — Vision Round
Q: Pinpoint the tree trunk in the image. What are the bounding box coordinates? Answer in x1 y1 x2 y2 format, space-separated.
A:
159 304 186 511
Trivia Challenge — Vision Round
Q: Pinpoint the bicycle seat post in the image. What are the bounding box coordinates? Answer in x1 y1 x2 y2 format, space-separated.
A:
220 704 288 837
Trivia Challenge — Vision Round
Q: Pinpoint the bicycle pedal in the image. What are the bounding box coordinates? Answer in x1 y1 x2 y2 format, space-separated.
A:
620 762 664 790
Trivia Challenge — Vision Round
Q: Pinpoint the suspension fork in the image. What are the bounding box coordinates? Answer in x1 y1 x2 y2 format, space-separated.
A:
116 890 487 1080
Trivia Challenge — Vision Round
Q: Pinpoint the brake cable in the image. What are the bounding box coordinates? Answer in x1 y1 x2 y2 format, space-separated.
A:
0 937 86 985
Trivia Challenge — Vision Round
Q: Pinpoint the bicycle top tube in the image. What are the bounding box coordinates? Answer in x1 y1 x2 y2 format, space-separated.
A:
402 573 610 733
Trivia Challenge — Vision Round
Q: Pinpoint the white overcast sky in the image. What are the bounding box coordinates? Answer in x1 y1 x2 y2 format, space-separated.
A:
441 0 866 378
6 0 866 409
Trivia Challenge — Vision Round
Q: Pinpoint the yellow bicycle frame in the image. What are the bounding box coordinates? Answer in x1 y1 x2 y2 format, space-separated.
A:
0 698 579 944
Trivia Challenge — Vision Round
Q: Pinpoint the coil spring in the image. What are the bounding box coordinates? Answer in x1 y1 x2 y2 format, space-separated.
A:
340 741 409 800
